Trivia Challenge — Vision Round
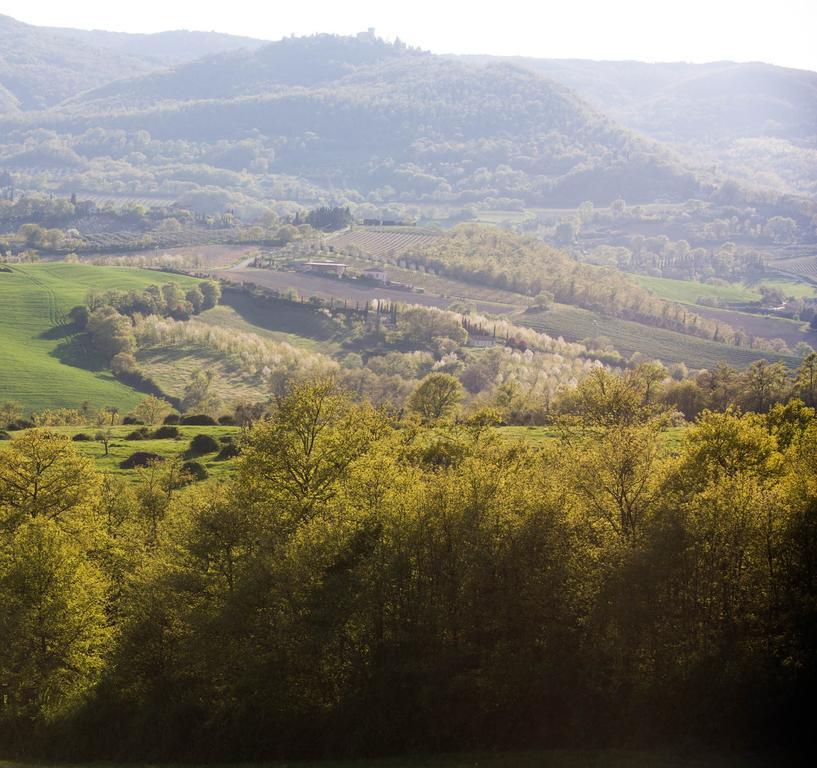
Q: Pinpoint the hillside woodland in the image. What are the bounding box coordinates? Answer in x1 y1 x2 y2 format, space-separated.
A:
1 374 817 760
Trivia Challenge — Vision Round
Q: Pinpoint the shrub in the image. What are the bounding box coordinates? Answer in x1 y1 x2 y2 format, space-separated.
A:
216 442 240 460
7 419 34 431
120 451 163 469
0 430 11 440
181 460 208 481
180 414 218 426
153 425 180 439
218 414 236 426
163 414 181 425
189 433 220 455
219 435 234 444
122 416 144 425
125 427 151 441
72 432 92 441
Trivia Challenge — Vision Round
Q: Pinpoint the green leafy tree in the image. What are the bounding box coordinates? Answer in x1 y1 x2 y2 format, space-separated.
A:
408 373 464 423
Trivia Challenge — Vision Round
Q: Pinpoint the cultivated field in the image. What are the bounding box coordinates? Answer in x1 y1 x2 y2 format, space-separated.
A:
768 253 817 282
327 227 442 256
689 305 815 348
0 262 199 412
217 267 505 312
520 305 801 369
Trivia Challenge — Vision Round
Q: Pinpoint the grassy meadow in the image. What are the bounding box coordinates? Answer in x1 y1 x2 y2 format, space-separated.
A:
0 262 199 412
0 424 240 478
633 274 816 306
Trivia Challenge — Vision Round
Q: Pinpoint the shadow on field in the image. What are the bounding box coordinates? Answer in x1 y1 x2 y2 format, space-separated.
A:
50 332 109 372
222 290 340 342
39 322 79 340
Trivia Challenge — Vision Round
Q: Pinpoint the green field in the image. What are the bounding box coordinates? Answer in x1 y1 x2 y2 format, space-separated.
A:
633 275 816 306
520 305 801 369
0 425 240 478
0 262 199 412
632 275 759 305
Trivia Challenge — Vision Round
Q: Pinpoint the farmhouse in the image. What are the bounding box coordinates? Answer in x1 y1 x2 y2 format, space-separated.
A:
301 261 347 277
363 267 387 284
466 334 497 348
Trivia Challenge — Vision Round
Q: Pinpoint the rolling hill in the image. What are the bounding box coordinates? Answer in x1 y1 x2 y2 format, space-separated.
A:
0 14 269 113
460 56 817 195
0 33 707 207
0 262 199 412
0 14 155 111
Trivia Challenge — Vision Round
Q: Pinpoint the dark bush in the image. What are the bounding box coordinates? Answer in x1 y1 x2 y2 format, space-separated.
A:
120 451 163 469
180 414 219 426
219 434 234 444
6 419 34 431
216 442 240 460
153 425 180 439
218 414 236 426
122 416 144 425
125 427 151 441
189 433 220 455
163 414 181 425
181 460 208 481
0 430 11 440
72 432 92 441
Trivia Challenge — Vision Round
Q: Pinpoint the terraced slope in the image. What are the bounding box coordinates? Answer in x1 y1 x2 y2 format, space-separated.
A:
0 262 197 412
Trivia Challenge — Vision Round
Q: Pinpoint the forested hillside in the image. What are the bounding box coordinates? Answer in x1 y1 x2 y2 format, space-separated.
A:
461 56 817 195
0 14 154 111
0 33 706 206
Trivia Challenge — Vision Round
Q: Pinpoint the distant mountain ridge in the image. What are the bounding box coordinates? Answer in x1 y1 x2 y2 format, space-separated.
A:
0 13 268 111
458 56 817 144
21 36 703 206
44 26 268 67
3 16 813 206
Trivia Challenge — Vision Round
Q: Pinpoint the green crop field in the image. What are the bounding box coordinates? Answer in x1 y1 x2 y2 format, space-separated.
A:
633 275 816 306
632 275 759 305
0 262 199 412
519 305 801 369
0 425 240 478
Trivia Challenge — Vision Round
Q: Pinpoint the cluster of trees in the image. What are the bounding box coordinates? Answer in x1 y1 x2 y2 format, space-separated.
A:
586 235 768 283
301 205 353 232
1 375 816 760
68 281 220 397
82 279 220 321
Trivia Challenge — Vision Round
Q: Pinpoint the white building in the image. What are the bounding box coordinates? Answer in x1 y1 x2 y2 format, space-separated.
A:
363 267 387 284
466 335 497 348
302 261 347 277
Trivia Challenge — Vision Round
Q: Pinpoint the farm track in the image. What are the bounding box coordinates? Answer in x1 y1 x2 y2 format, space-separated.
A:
13 265 68 326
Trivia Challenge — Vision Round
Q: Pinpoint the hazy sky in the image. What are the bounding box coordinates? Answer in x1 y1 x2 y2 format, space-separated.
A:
4 0 816 71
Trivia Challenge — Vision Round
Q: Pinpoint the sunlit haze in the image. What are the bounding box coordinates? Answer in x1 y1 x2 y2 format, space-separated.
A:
3 0 816 71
